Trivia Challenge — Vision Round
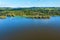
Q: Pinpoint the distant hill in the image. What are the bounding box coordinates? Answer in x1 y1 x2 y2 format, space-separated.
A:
0 7 60 11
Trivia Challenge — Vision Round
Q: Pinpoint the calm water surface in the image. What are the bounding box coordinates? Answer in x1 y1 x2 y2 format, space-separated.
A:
0 16 60 40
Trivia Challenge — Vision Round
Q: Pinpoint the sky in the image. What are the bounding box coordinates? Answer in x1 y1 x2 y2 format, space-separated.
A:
0 0 60 7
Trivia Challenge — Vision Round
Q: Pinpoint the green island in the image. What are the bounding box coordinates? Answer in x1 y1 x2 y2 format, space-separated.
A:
0 7 60 19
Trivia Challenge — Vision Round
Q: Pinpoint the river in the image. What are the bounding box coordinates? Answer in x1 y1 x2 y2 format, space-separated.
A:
0 16 60 40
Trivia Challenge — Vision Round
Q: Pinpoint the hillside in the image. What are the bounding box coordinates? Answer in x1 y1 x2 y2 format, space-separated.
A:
0 7 60 18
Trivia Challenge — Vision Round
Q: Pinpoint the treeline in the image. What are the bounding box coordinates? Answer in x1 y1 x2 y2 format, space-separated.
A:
0 7 60 17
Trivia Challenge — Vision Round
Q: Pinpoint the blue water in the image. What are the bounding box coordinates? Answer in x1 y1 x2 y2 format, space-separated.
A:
0 16 60 40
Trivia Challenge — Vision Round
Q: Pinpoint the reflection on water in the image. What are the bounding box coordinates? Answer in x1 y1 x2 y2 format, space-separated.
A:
0 16 60 40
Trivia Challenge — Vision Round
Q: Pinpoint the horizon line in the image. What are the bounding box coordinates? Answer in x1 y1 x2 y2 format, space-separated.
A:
0 6 60 8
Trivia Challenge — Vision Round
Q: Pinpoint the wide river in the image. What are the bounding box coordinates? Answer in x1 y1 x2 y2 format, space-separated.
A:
0 16 60 40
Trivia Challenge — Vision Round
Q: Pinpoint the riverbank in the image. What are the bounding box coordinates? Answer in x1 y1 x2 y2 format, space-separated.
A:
23 15 50 19
0 16 6 19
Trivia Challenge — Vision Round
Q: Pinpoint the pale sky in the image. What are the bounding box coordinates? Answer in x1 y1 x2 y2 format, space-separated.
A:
0 0 60 7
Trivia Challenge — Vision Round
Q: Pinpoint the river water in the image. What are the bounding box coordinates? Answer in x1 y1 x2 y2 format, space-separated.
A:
0 16 60 40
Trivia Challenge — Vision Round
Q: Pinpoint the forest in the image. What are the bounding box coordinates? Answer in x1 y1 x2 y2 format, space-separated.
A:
0 7 60 19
